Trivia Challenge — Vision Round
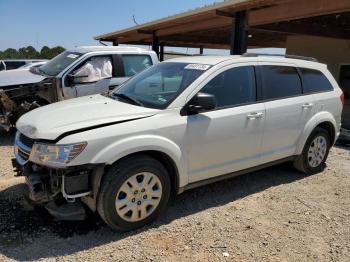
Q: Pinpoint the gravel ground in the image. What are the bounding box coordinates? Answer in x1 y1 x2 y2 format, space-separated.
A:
0 130 350 261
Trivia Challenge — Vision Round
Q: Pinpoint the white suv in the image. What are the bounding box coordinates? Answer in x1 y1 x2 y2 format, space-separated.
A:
14 54 343 230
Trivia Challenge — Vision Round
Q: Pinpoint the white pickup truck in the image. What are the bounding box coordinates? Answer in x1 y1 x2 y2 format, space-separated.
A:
0 46 159 130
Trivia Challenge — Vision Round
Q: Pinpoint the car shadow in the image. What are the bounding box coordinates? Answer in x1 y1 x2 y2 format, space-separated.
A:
0 129 15 147
0 162 315 261
335 141 350 150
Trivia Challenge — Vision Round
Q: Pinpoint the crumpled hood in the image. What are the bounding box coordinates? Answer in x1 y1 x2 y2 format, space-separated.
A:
0 69 46 88
16 94 159 140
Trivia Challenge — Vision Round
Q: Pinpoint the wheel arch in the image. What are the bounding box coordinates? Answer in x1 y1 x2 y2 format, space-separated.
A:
296 112 338 155
91 135 187 194
103 150 180 197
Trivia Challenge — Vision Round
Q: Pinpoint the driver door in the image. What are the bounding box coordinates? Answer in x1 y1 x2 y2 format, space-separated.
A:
63 55 115 98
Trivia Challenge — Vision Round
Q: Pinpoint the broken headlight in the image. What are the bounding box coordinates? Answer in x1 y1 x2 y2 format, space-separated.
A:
29 142 87 167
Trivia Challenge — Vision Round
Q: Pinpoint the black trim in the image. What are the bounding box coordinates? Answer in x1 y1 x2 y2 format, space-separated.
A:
295 67 304 93
255 65 263 101
112 54 124 77
54 115 153 142
180 156 296 193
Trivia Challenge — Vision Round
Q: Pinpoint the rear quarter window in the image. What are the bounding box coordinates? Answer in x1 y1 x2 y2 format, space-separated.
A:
300 68 333 94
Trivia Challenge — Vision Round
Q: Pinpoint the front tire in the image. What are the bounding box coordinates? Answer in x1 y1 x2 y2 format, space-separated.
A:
97 155 171 231
294 127 331 174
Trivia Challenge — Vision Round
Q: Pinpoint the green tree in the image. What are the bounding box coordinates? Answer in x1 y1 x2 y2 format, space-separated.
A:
40 46 51 59
2 48 18 59
1 46 66 59
18 46 39 59
49 46 65 59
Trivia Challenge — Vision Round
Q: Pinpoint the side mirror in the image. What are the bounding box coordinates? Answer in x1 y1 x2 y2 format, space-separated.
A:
187 92 216 114
67 74 88 85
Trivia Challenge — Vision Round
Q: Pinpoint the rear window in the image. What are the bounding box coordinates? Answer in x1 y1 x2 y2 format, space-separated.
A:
260 65 302 100
122 55 153 77
300 68 333 94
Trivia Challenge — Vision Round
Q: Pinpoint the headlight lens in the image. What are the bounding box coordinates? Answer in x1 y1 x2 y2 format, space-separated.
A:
30 142 87 167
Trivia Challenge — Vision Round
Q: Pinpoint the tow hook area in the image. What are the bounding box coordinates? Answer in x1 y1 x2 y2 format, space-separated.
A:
45 201 86 221
26 173 51 203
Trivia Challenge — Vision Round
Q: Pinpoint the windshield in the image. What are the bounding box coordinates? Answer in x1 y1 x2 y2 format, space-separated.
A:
111 62 211 109
39 51 83 76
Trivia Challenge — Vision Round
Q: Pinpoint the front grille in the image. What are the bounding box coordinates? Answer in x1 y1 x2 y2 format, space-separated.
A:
15 132 34 165
19 134 35 148
18 147 30 161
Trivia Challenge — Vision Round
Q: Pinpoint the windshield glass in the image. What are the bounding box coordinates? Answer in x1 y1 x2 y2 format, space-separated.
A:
111 62 211 109
39 51 83 76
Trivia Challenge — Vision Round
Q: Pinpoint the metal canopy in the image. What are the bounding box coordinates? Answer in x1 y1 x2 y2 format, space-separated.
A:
95 0 350 55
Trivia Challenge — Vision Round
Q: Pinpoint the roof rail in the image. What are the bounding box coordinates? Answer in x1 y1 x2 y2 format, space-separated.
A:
242 53 318 62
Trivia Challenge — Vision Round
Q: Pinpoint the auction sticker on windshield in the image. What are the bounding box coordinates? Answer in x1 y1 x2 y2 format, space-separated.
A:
185 64 211 71
67 54 79 59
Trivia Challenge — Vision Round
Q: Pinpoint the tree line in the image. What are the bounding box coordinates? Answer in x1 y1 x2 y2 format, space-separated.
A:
0 46 66 60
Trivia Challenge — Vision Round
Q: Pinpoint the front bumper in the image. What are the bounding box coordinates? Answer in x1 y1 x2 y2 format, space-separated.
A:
12 160 104 220
13 161 102 203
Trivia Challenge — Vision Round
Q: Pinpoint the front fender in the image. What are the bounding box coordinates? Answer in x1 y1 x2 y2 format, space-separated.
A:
91 135 188 187
295 111 337 155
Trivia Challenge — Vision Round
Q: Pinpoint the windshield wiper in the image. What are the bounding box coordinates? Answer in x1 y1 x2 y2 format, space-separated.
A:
111 93 144 107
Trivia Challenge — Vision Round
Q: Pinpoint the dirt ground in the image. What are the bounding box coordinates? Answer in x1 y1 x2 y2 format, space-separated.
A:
0 130 349 262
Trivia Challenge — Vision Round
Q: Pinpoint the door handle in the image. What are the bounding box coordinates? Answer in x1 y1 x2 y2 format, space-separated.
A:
247 112 263 120
302 103 313 109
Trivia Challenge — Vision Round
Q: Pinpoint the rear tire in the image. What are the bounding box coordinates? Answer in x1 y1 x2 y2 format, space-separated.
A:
97 155 171 231
294 127 331 174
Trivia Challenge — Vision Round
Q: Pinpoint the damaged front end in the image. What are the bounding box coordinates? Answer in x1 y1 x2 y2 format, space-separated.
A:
13 132 104 221
0 78 57 131
0 90 17 131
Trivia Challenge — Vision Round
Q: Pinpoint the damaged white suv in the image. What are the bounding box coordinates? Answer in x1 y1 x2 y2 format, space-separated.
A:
0 46 158 131
14 54 343 231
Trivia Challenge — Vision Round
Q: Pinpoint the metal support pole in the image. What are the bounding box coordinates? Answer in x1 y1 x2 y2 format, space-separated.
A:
199 46 204 55
160 44 164 61
230 10 248 55
152 33 160 57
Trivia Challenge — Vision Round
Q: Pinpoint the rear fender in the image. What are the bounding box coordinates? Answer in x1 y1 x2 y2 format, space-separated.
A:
295 111 337 155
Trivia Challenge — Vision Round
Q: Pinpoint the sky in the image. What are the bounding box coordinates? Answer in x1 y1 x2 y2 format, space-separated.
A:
0 0 284 55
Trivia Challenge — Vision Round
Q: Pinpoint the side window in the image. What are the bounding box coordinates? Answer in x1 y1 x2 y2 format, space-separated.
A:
300 68 333 94
200 66 256 108
260 65 302 100
122 55 153 77
0 62 5 71
4 61 26 70
72 56 112 84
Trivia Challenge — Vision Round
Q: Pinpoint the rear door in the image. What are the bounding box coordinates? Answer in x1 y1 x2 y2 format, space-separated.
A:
258 63 316 164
